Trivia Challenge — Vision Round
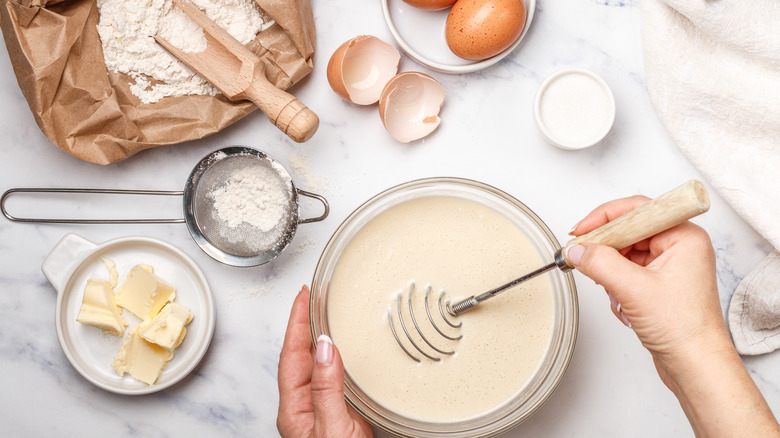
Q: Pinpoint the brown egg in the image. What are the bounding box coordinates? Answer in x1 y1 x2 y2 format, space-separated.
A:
445 0 526 61
402 0 457 10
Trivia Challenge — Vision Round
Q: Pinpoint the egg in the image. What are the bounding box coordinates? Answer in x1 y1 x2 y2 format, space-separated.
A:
378 72 445 143
327 36 401 105
445 0 526 61
402 0 457 10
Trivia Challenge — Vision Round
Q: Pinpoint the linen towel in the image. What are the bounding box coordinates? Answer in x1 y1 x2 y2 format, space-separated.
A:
640 0 780 355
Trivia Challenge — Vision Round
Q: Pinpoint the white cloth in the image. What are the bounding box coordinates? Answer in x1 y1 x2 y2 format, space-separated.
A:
729 251 780 355
640 0 780 355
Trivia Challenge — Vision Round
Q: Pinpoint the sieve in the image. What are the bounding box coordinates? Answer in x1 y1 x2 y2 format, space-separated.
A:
1 147 329 267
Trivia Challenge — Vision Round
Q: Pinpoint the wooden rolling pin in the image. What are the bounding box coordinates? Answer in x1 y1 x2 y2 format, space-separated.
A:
155 0 319 143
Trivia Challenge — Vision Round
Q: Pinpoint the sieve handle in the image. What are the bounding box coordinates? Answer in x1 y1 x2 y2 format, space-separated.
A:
1 188 186 224
297 189 329 224
560 180 710 267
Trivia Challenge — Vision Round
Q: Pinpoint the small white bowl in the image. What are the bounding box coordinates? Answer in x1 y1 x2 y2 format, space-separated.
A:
381 0 536 74
534 68 616 150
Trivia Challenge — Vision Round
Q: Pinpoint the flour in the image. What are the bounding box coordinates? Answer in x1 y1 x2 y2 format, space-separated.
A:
209 164 291 232
288 150 326 192
97 0 271 104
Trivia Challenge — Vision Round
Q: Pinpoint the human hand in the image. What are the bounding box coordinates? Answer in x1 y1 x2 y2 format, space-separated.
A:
566 195 728 384
277 285 373 438
568 194 780 437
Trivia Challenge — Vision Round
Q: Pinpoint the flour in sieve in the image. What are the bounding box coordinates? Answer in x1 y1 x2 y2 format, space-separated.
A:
97 0 272 104
208 163 292 252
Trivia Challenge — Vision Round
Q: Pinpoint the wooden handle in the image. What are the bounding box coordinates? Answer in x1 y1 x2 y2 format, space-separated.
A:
243 73 319 143
561 180 710 266
163 0 319 142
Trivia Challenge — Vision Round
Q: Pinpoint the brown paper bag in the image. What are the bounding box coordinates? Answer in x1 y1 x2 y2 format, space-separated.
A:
0 0 315 164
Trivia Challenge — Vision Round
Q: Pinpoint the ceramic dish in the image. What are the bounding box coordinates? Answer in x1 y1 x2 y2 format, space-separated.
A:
310 178 578 437
42 233 215 395
533 68 616 150
381 0 536 74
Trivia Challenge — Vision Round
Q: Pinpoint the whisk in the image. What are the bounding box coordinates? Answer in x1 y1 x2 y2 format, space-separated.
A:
388 283 462 363
388 180 710 362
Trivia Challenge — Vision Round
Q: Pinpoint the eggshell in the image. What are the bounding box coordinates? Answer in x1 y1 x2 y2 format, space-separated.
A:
402 0 457 10
327 36 401 105
445 0 526 61
379 72 445 143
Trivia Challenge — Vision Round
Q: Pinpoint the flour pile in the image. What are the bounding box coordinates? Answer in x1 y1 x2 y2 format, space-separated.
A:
209 165 290 232
97 0 272 104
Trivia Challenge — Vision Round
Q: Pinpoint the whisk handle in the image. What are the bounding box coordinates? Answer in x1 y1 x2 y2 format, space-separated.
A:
560 180 710 267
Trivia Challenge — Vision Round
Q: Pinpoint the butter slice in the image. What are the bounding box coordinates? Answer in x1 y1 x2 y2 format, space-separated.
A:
76 279 127 336
102 257 119 288
115 264 176 320
112 331 173 385
137 302 193 350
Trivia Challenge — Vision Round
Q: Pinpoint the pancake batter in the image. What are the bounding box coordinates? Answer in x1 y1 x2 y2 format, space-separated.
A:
327 195 554 422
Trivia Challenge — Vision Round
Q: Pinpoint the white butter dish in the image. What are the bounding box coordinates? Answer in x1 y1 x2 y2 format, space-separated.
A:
42 233 215 395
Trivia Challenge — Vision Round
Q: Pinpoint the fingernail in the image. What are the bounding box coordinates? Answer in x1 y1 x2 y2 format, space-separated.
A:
315 334 334 366
567 244 585 266
568 221 580 235
607 292 619 308
619 311 631 328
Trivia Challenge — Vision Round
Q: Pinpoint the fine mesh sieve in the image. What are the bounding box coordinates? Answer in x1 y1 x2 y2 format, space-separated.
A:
1 146 329 267
184 147 329 266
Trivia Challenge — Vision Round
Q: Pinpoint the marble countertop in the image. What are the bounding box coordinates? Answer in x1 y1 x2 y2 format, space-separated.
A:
1 0 778 436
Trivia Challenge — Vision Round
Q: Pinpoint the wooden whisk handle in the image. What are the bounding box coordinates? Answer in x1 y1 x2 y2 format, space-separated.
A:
560 179 710 267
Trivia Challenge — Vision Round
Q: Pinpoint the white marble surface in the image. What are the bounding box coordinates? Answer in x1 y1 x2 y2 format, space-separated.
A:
1 0 778 436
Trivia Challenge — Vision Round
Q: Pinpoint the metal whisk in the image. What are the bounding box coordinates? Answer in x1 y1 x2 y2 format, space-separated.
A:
388 180 710 362
388 282 462 363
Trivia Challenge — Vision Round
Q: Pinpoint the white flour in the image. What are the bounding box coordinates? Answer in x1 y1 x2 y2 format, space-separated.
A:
97 0 271 104
209 164 290 232
287 150 326 192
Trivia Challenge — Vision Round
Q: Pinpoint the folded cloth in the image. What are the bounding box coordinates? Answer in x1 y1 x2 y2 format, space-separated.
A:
729 251 780 355
640 0 780 354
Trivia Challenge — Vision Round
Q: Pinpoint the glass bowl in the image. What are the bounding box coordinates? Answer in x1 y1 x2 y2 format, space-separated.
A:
310 177 578 437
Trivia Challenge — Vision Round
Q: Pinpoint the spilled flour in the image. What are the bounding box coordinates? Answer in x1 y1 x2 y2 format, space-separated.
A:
287 150 327 191
97 0 272 103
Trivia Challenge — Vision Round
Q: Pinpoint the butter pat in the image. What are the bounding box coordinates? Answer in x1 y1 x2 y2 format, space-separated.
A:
112 331 173 385
138 302 193 350
102 257 119 288
115 264 176 320
76 279 127 336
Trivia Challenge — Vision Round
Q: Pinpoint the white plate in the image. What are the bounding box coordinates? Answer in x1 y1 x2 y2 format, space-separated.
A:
42 233 215 395
381 0 536 74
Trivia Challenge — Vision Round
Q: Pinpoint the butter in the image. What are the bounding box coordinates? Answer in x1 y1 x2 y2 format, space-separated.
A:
137 302 193 350
102 257 119 288
115 264 176 320
76 279 127 336
112 331 173 385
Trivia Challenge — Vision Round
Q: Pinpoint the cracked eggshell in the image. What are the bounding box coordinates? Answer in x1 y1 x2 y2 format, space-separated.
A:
327 36 401 105
378 72 445 143
402 0 457 10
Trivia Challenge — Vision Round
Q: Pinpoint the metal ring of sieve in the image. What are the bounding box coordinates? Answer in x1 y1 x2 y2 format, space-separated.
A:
183 146 328 267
